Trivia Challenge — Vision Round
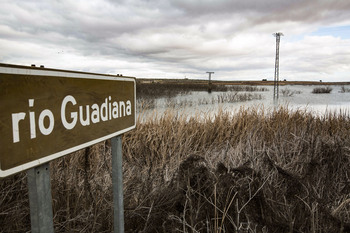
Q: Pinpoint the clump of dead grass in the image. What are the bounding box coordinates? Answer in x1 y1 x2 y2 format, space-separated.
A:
312 86 333 94
1 106 350 232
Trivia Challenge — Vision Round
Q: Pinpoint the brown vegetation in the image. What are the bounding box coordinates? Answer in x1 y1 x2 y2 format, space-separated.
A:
1 107 350 232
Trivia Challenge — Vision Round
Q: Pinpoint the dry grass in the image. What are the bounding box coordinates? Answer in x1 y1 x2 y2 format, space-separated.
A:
280 88 302 97
215 93 262 103
137 98 156 111
1 107 350 232
164 93 262 108
226 86 268 92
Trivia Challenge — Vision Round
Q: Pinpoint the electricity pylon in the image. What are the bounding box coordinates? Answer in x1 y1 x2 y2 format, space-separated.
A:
273 32 283 100
206 72 214 93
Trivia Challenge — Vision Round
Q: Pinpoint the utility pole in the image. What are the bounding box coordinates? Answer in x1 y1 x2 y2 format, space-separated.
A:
273 32 283 100
206 71 214 93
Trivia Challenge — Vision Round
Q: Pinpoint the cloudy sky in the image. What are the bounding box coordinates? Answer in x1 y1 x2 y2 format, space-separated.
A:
1 0 350 81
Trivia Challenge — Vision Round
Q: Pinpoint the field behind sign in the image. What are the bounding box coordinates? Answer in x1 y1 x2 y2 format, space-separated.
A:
1 105 350 232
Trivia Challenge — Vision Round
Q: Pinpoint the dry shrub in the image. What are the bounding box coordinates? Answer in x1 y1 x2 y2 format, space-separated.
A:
1 106 350 232
312 86 333 93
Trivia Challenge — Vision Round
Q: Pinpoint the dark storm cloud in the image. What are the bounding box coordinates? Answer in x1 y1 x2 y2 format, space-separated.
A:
169 0 350 22
0 0 349 80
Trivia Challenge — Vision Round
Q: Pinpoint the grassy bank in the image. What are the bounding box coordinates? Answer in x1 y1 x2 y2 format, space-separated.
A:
1 107 350 232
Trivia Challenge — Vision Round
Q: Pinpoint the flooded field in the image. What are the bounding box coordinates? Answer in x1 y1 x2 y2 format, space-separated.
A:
138 84 350 118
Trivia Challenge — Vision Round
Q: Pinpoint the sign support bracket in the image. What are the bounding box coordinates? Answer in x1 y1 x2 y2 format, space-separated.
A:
112 135 125 233
27 162 54 233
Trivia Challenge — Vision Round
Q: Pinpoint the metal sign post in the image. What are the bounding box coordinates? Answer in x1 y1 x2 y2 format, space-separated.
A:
112 135 125 233
27 162 54 233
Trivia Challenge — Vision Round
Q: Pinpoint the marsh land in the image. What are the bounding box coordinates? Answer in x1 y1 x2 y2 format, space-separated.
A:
1 79 350 232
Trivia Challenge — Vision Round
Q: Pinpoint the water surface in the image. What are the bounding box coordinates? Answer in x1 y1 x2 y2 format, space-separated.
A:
139 85 350 118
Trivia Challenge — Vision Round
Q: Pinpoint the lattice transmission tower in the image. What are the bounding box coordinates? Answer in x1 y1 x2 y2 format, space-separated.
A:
273 32 283 100
206 71 214 93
